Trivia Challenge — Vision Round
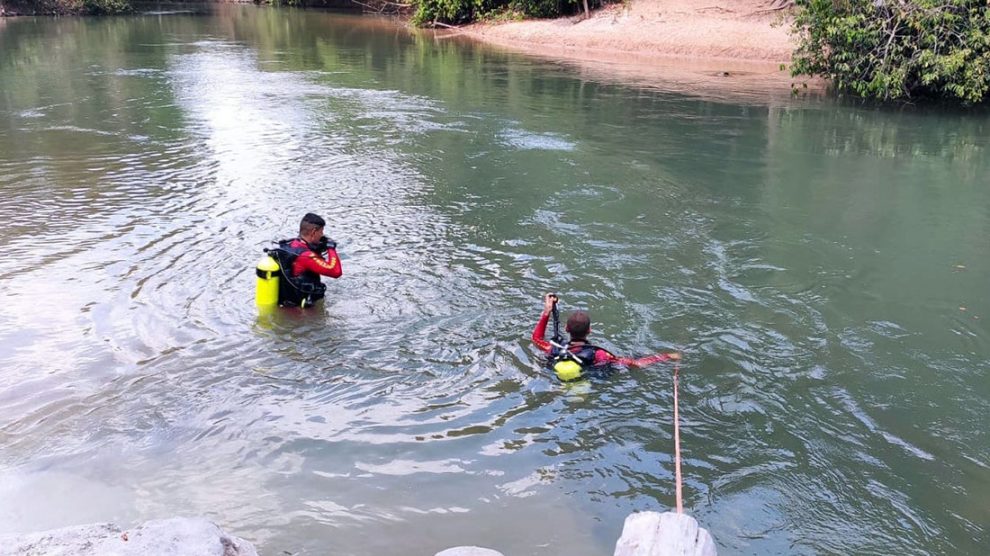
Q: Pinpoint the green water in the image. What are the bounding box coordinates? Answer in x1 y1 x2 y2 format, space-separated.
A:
0 5 987 555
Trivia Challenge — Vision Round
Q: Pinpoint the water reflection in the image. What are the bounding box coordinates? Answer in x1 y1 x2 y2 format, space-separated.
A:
1 5 988 556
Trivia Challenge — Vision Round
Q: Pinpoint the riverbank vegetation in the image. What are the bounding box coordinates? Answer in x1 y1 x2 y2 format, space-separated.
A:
3 0 988 105
1 0 131 14
252 0 598 22
791 0 990 104
411 0 601 24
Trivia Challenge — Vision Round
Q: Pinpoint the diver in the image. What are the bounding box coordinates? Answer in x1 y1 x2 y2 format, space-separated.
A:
532 293 680 381
264 212 342 308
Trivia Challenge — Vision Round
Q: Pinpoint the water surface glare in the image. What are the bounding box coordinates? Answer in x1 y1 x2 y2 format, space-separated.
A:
1 6 988 555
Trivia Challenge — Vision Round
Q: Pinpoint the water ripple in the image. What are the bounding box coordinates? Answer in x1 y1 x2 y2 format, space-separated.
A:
0 9 987 556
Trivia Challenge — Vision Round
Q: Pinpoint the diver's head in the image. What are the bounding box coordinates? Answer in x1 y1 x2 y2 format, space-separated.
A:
299 212 326 244
566 311 591 341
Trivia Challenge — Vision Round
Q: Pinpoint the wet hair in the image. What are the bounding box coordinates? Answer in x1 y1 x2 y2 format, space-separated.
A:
299 213 326 236
566 311 591 340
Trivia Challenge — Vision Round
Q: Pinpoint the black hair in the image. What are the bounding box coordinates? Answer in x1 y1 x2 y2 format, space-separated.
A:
299 213 326 235
566 311 591 340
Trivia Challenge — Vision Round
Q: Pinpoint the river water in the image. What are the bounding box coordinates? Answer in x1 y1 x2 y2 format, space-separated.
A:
1 5 988 555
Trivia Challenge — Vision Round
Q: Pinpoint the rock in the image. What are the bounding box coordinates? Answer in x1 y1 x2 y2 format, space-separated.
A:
613 511 717 556
435 548 505 556
0 517 258 556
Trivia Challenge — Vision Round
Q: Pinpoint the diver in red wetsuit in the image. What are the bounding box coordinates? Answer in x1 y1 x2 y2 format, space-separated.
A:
271 213 342 307
532 293 680 380
289 213 342 281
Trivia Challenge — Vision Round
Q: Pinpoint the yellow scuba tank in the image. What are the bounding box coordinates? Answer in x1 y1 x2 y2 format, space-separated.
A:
553 359 584 382
255 254 280 307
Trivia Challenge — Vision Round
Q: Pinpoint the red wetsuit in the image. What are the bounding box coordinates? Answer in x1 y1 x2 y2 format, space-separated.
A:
289 238 342 279
531 312 673 367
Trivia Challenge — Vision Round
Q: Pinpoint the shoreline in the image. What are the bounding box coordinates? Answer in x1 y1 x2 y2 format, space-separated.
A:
433 1 825 101
465 1 795 62
0 0 826 99
0 0 257 16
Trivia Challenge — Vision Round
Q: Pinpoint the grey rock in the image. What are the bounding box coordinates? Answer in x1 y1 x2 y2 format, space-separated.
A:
0 517 258 556
613 511 717 556
435 548 505 556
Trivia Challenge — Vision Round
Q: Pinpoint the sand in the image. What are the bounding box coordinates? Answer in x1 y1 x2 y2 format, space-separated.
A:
436 0 822 100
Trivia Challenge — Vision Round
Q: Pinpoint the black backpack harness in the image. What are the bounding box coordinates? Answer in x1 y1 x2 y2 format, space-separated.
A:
264 238 327 308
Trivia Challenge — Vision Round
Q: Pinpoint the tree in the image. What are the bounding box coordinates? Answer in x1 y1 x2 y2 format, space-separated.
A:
791 0 990 104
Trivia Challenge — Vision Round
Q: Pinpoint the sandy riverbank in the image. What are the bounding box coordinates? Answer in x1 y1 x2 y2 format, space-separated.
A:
1 0 823 99
438 0 823 101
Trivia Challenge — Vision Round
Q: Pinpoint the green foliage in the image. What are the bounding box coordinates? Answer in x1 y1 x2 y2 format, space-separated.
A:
413 0 488 24
80 0 131 14
477 7 525 23
791 0 990 104
412 0 594 25
512 0 577 19
2 0 62 14
2 0 131 14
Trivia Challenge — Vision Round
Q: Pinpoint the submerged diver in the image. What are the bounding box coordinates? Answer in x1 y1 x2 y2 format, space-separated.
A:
532 293 680 381
268 213 342 308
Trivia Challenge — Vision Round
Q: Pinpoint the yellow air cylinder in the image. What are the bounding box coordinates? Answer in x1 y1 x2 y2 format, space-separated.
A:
553 360 584 382
255 255 280 307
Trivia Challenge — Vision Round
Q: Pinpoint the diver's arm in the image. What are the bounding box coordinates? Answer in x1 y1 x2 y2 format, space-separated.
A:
531 311 552 353
298 249 342 278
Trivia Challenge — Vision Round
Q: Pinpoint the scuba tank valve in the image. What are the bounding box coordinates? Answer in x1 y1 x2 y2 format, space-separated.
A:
255 254 281 307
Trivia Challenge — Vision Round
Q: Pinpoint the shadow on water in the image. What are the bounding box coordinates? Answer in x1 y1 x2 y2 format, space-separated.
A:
0 5 988 555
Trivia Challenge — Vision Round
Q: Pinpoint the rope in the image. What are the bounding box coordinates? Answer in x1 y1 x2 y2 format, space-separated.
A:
673 362 683 514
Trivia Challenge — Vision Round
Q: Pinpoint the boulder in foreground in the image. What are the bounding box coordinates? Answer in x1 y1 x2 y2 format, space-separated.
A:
614 511 717 556
0 517 258 556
